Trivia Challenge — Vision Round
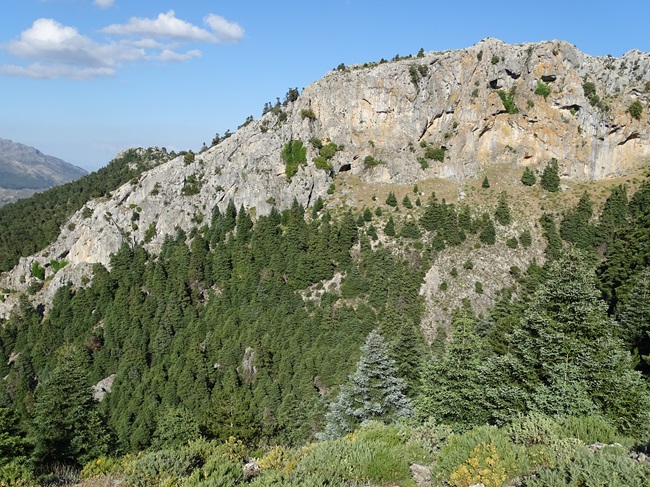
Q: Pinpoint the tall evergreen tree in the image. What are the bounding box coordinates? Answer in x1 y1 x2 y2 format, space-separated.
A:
323 330 412 438
494 192 512 226
540 158 560 192
31 346 110 467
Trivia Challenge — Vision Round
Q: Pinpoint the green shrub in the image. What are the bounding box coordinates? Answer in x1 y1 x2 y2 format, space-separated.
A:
182 174 203 196
327 183 335 195
418 158 429 169
425 147 446 162
491 54 500 64
475 282 483 294
50 259 68 272
557 415 621 445
628 100 644 120
506 237 518 248
450 267 458 278
183 151 195 165
282 140 307 180
364 155 383 168
300 108 316 120
528 447 650 487
434 425 532 487
497 88 519 114
309 137 323 149
463 260 474 270
291 423 427 486
535 80 551 99
31 261 45 280
319 142 339 160
519 229 532 247
439 281 448 291
313 156 332 171
508 413 560 446
143 223 156 243
125 448 203 486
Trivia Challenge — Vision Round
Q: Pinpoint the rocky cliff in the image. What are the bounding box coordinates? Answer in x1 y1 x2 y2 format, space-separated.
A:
1 38 649 319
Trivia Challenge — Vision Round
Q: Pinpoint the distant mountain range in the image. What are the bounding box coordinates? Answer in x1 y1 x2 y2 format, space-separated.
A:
0 138 87 205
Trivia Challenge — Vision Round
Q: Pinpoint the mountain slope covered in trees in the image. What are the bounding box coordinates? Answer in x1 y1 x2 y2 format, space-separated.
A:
1 39 650 485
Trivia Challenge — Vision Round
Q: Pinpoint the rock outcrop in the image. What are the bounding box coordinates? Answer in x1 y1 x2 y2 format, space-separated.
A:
1 38 649 317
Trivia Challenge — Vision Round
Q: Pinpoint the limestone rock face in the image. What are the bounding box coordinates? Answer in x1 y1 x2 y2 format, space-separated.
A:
1 38 649 315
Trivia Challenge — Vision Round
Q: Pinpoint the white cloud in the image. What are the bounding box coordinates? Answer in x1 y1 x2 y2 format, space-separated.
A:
102 10 244 43
94 0 115 9
0 12 244 79
157 49 201 62
203 14 245 43
5 18 144 68
102 10 214 41
0 63 115 79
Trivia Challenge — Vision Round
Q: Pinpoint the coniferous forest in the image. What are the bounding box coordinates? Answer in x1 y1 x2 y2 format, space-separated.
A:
3 174 650 485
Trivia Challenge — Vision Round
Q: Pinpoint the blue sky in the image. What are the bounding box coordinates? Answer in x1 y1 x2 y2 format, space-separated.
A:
1 0 649 171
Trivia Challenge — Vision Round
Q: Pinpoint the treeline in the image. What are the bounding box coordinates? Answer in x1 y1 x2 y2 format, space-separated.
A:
0 147 172 272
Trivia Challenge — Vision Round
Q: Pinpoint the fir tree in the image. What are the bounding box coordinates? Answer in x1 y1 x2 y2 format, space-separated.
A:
521 167 536 186
385 192 398 207
540 158 560 192
479 216 496 245
323 330 412 438
31 346 110 467
482 176 490 189
494 192 512 226
402 195 413 209
384 217 396 237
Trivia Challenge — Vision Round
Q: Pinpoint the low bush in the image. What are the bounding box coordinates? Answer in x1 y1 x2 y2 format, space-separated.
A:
527 447 650 487
535 80 551 99
628 100 644 120
434 425 532 487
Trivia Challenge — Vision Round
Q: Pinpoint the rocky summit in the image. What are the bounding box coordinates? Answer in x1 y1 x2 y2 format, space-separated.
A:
1 38 649 314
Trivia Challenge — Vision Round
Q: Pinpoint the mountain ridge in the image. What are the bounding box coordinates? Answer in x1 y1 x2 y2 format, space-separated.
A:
0 38 649 316
0 138 87 205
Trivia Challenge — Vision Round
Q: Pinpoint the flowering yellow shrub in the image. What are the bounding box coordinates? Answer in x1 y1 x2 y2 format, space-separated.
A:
449 440 507 487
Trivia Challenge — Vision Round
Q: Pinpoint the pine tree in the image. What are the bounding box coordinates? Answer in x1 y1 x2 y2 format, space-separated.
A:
521 167 536 186
323 330 412 438
31 346 110 467
494 192 512 226
540 158 560 192
479 216 496 245
509 249 650 434
482 176 490 188
416 303 491 428
384 216 396 237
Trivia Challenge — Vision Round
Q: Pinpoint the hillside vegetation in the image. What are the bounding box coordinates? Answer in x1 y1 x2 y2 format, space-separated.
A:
2 173 650 484
0 148 172 272
1 39 650 485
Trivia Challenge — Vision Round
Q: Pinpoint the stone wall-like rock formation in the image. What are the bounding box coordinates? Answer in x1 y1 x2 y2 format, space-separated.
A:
1 38 649 317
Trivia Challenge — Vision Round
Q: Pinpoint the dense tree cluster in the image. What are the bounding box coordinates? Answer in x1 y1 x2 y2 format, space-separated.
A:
1 178 650 483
